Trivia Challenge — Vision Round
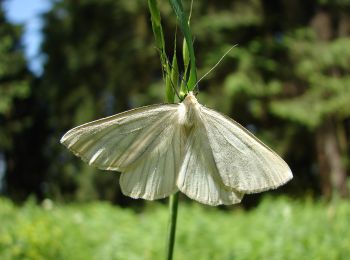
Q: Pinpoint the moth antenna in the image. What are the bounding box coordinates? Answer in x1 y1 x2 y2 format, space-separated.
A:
194 44 238 90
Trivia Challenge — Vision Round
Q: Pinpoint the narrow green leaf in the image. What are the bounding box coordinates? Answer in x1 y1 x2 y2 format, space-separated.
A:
148 0 167 76
169 0 197 91
148 0 161 24
148 0 165 52
148 0 175 102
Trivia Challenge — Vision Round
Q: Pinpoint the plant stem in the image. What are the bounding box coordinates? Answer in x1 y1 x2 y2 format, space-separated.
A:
166 192 179 260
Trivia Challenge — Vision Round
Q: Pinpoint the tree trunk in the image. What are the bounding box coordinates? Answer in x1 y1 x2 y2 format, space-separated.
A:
311 9 349 199
315 119 348 198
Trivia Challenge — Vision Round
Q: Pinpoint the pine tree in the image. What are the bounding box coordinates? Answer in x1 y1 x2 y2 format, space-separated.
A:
0 4 45 200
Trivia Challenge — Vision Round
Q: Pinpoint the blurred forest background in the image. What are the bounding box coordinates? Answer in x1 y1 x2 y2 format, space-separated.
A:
1 0 350 259
2 0 350 203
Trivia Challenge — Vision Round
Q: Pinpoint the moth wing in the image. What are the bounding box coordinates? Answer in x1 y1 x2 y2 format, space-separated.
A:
200 106 293 193
61 104 178 170
61 104 184 199
177 119 243 206
119 120 185 200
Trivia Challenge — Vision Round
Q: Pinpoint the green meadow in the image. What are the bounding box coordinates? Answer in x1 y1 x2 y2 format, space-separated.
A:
1 196 349 260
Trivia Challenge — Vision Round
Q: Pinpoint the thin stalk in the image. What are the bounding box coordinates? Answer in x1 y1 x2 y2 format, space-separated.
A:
166 192 179 260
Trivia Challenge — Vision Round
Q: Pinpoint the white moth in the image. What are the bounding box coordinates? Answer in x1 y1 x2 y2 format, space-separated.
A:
60 91 292 206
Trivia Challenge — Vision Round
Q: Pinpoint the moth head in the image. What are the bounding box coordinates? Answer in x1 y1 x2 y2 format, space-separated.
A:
183 91 198 106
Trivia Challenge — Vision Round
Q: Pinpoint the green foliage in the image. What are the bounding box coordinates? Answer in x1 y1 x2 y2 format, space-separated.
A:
0 4 48 200
1 196 349 259
0 6 31 149
271 34 350 128
0 18 29 114
318 0 350 6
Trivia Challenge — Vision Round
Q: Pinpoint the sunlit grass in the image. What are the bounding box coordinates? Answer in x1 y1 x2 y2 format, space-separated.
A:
0 196 349 260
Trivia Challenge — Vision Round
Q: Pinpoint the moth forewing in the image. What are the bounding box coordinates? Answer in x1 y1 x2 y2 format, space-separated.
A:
60 104 180 172
200 105 292 193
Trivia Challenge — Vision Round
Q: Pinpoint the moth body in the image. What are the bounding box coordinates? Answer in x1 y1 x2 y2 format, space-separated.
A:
61 91 292 206
178 92 200 129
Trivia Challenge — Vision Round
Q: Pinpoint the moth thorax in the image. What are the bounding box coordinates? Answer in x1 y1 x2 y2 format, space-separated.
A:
178 93 200 128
